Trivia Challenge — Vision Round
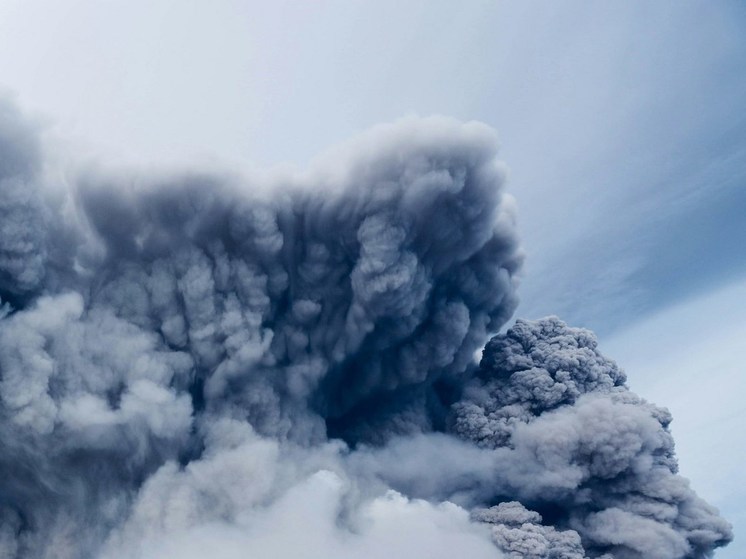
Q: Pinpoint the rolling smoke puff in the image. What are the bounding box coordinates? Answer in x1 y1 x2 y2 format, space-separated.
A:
451 317 628 447
453 318 733 558
471 502 587 559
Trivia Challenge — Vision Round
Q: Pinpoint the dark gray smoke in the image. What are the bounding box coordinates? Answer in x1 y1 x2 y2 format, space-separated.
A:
451 318 732 558
0 96 731 558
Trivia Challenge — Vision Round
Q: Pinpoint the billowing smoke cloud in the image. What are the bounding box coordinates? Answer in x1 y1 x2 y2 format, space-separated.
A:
451 318 732 557
0 96 731 558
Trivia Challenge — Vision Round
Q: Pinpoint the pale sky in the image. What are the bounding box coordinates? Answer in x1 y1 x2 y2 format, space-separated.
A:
1 1 744 556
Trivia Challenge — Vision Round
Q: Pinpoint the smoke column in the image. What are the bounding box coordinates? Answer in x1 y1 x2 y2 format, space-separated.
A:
0 96 732 558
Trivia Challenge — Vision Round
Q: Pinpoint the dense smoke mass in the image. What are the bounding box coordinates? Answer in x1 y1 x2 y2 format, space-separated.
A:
0 96 732 558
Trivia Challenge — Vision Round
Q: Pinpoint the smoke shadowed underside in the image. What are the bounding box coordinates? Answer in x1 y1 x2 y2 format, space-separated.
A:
0 97 732 558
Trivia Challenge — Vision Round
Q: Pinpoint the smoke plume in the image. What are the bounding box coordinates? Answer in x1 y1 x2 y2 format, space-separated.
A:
0 96 731 558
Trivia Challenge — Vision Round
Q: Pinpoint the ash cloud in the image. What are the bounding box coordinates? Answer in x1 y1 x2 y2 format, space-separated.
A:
0 96 732 558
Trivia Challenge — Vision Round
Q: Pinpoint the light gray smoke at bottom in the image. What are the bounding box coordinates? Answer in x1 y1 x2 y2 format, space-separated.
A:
0 96 732 559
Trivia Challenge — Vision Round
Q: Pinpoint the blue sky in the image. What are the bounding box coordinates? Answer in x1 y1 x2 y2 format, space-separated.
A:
1 1 744 556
